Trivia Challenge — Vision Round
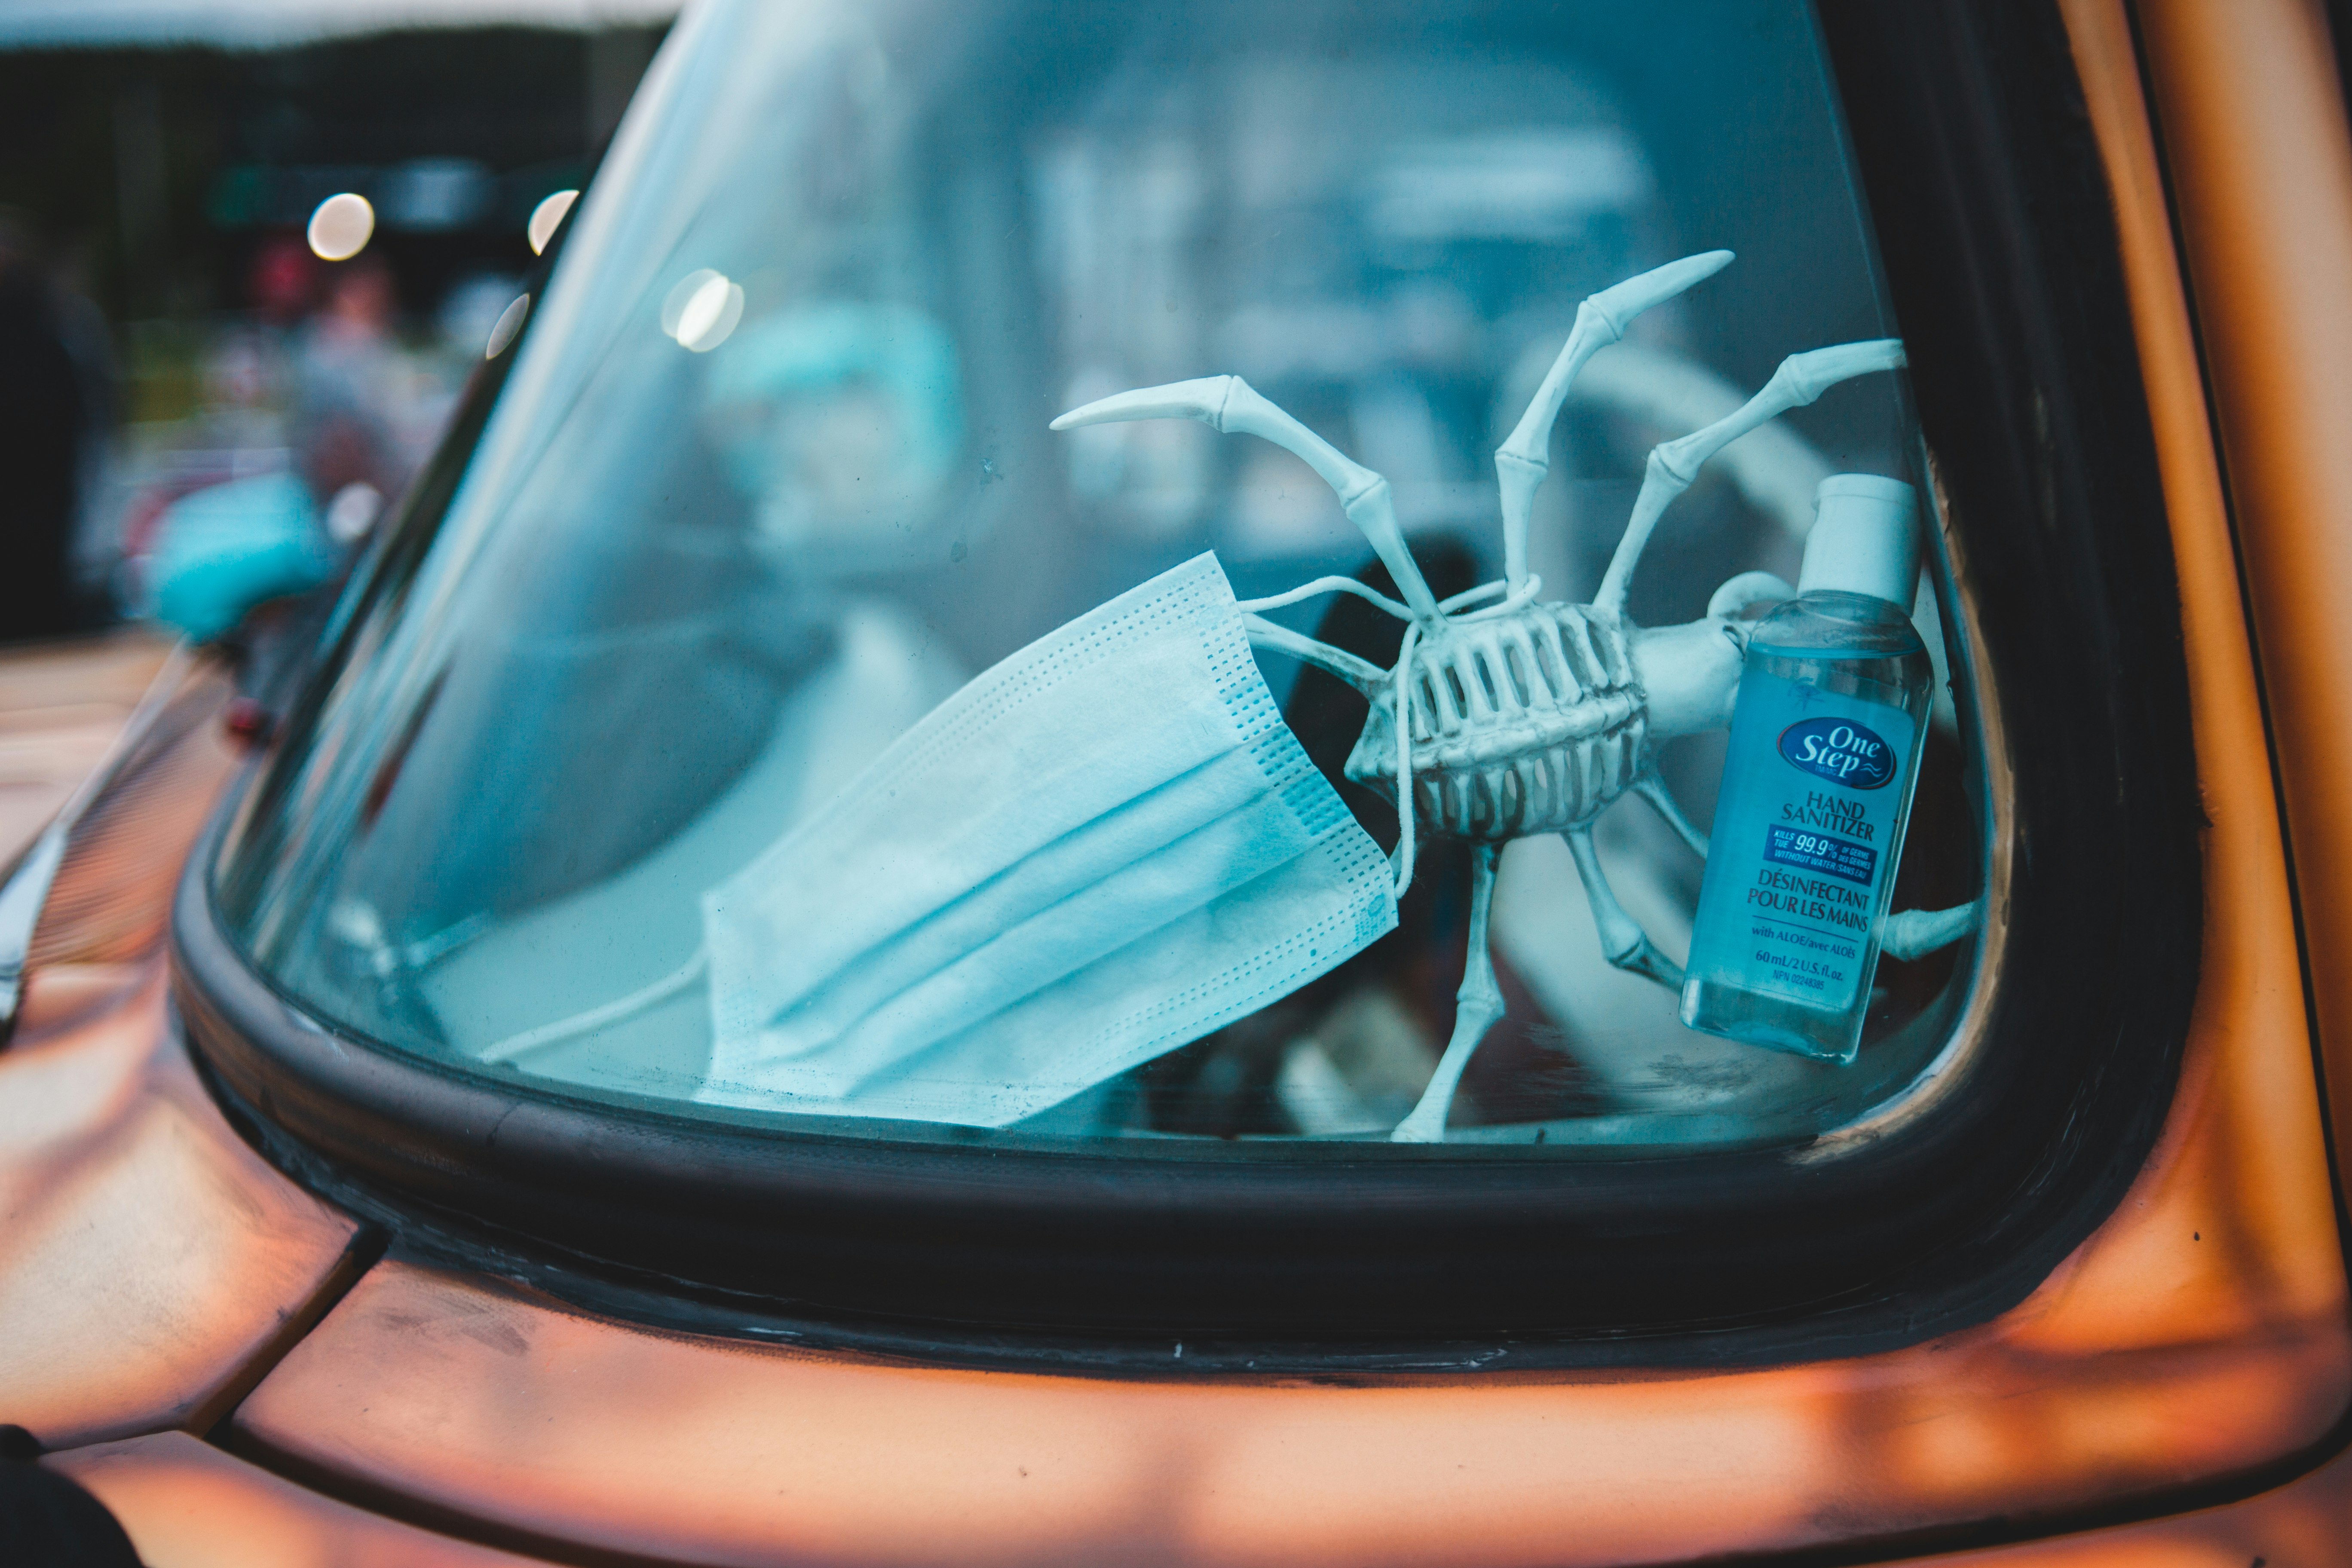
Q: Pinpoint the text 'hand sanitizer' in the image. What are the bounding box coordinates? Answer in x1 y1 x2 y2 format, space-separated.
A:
1681 474 1934 1064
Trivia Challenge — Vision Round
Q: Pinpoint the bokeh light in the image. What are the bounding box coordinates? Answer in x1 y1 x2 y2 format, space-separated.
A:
306 192 375 261
661 269 743 353
485 293 531 359
529 189 583 255
325 482 384 545
658 269 717 336
527 189 580 256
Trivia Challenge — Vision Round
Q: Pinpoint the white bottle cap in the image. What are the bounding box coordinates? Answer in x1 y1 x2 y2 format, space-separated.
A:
1797 474 1920 607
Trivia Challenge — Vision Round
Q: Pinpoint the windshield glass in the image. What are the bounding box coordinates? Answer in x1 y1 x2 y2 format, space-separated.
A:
215 0 1988 1148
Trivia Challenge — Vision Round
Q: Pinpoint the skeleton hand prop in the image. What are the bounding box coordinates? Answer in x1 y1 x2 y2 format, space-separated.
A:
1056 252 1982 1143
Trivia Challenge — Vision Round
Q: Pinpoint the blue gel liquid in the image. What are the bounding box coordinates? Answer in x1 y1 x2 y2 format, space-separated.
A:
1680 590 1933 1063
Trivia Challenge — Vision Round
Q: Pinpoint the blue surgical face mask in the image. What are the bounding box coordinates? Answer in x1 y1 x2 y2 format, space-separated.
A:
694 552 1398 1127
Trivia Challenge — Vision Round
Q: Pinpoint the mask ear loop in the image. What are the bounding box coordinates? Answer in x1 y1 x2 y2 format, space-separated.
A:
478 946 708 1064
1391 622 1420 899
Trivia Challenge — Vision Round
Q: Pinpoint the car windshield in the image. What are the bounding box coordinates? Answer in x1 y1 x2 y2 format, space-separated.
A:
214 0 1988 1149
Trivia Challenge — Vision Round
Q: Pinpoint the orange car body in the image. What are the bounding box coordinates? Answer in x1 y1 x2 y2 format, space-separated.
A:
11 0 2352 1563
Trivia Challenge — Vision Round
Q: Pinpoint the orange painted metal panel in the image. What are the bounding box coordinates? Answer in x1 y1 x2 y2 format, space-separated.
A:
0 964 362 1457
2037 0 2347 1342
1934 1443 2352 1566
2136 0 2352 1177
233 1229 2348 1568
0 663 361 1451
45 1431 549 1568
1888 7 2352 1559
12 656 256 1039
0 631 177 865
218 4 2352 1563
0 966 362 1451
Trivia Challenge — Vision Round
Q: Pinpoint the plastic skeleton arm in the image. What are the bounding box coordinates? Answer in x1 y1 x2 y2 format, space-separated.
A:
1594 338 1907 616
1238 613 1387 695
1387 842 1502 1142
1494 249 1735 592
1053 376 1447 630
1632 767 1710 858
1883 900 1984 962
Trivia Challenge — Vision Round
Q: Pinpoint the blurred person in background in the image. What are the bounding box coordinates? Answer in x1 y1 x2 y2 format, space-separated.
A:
290 255 411 529
140 251 452 644
0 210 114 643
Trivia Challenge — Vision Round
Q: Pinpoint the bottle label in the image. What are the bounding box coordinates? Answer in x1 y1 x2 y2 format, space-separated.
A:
1687 670 1916 1016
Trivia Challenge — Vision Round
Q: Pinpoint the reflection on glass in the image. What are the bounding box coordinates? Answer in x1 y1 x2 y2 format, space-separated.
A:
664 269 746 352
483 293 530 360
217 0 1985 1152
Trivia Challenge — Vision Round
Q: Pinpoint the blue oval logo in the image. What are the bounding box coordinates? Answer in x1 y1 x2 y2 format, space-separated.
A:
1779 717 1897 789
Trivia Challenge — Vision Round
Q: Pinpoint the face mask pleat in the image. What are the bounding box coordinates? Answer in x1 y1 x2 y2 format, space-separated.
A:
700 553 1397 1128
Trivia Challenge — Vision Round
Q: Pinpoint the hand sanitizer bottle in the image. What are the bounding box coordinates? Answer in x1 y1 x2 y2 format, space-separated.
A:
1681 474 1934 1064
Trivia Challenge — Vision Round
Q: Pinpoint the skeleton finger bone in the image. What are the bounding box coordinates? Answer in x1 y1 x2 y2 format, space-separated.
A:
1707 571 1798 621
1882 900 1982 961
1496 249 1735 592
1388 624 1423 896
1237 575 1415 622
1596 338 1907 615
1562 343 1833 542
1565 824 1687 990
1390 842 1505 1142
1239 614 1387 696
1054 375 1444 626
1632 767 1710 859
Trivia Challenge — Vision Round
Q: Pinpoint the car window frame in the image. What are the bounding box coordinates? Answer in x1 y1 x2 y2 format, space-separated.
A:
172 0 2202 1366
